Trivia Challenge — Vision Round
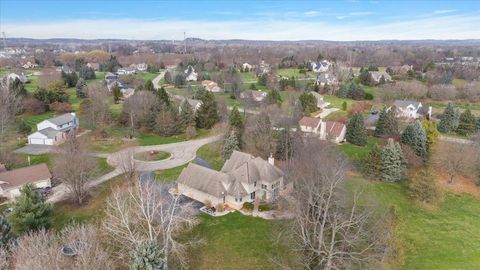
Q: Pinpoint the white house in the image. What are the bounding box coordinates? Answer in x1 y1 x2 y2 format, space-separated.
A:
311 60 331 73
370 71 392 83
86 62 100 71
27 113 79 145
389 100 426 119
117 67 136 75
240 90 267 102
0 164 52 199
179 98 202 112
177 151 289 210
184 66 198 81
310 92 331 109
136 63 148 71
315 73 337 87
299 116 346 143
242 63 253 71
201 80 223 92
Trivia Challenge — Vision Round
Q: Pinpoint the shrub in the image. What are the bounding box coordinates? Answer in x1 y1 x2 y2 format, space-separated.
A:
409 167 440 203
242 202 254 210
21 96 45 114
49 102 73 113
204 200 212 208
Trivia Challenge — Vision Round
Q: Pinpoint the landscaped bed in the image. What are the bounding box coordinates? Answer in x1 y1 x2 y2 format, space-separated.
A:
134 150 171 161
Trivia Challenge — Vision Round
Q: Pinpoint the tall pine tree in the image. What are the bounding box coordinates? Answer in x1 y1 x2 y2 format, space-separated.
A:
401 121 428 159
374 107 387 137
222 133 240 161
364 144 382 180
456 108 476 136
0 215 14 248
438 103 456 133
346 113 368 146
383 107 399 137
9 184 53 234
380 139 405 182
196 92 219 129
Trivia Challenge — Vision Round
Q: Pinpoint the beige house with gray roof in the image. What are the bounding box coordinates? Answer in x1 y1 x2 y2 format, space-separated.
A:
177 151 289 210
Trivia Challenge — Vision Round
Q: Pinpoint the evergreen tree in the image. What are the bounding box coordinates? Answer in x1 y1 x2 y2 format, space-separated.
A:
179 99 196 130
364 144 382 180
155 87 170 106
409 167 440 203
346 113 368 146
421 119 440 153
374 108 387 137
341 101 347 111
383 107 399 137
145 80 155 91
222 133 240 161
130 240 165 270
112 85 122 104
438 103 456 133
9 78 26 97
346 82 366 100
79 65 96 80
174 74 185 87
164 70 173 84
75 78 87 98
476 117 480 132
266 89 282 106
380 139 404 182
456 109 476 136
298 93 317 114
196 92 219 129
358 69 374 86
229 106 243 134
401 121 428 159
0 215 14 248
16 119 32 135
337 84 348 98
9 184 53 234
258 73 268 86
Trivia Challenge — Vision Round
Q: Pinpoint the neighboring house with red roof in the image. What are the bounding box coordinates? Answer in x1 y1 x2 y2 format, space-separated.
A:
298 116 346 143
0 164 52 199
177 151 290 210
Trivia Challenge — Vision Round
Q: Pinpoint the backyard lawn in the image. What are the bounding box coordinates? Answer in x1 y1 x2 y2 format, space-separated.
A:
187 212 296 270
338 136 383 164
195 141 224 170
154 165 187 183
21 111 56 130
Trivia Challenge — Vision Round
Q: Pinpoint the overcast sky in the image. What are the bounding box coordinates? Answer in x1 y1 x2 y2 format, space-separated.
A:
1 0 479 40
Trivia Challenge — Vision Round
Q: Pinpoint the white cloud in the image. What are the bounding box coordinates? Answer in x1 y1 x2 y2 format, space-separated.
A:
349 11 373 16
1 14 479 41
304 11 320 17
434 9 456 14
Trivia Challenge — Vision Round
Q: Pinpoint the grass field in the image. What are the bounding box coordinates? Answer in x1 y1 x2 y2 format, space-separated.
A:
195 141 224 170
351 176 480 270
138 72 159 82
187 212 295 270
12 153 52 169
323 95 355 109
138 129 210 146
240 71 257 82
21 111 56 130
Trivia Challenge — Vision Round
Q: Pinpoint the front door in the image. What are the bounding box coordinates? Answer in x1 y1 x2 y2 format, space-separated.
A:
250 192 255 200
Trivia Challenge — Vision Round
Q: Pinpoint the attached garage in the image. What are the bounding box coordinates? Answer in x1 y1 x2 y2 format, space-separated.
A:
27 129 58 145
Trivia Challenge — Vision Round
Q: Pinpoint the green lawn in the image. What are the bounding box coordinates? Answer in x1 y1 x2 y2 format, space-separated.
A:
323 95 355 110
97 158 114 175
154 165 187 183
187 212 295 270
277 68 313 79
12 153 52 169
51 174 125 230
195 141 224 170
138 129 210 146
138 72 159 82
25 75 39 93
351 177 480 270
21 111 56 130
240 71 257 82
338 136 383 164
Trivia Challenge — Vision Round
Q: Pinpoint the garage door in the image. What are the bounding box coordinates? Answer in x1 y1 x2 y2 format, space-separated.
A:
29 138 45 144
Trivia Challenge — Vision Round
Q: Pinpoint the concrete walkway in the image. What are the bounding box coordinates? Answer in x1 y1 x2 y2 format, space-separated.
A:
48 135 222 203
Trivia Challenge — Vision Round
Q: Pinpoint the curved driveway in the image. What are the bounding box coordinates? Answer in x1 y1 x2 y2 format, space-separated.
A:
48 135 222 203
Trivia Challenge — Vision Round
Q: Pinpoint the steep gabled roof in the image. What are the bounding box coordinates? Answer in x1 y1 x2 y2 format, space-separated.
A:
177 163 229 197
325 121 346 139
393 100 422 109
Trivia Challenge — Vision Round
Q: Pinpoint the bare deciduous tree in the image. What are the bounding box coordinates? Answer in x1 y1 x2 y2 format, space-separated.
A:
117 148 137 181
285 139 388 270
242 111 276 158
13 224 114 270
121 91 158 138
434 141 476 184
103 179 201 268
79 82 111 133
54 137 98 204
0 81 22 144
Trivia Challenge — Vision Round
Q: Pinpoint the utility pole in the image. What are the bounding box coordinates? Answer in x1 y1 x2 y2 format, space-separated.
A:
183 31 187 54
2 32 7 50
